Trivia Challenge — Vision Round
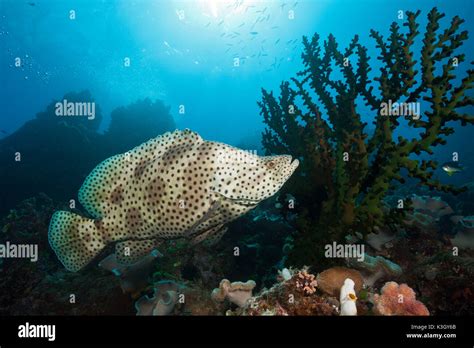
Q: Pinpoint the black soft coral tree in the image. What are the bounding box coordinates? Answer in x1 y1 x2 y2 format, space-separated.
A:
258 8 474 267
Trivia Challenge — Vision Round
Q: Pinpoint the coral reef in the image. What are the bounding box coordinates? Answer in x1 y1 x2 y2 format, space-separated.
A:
238 268 339 316
258 8 474 268
220 268 434 317
99 251 162 295
135 280 183 316
0 194 134 315
316 267 363 297
345 254 402 287
372 281 430 316
218 202 293 288
405 194 455 230
3 191 465 316
211 279 256 307
450 216 474 249
374 194 474 315
294 268 318 295
0 7 473 317
365 229 398 251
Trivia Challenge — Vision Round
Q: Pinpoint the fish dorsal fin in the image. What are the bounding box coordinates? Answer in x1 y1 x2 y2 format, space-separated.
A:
78 129 203 219
130 129 203 164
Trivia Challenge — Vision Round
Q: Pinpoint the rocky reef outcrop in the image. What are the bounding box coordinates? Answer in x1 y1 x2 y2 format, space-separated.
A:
0 91 176 216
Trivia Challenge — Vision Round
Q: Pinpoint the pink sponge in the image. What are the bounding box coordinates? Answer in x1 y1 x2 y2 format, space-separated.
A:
373 281 429 316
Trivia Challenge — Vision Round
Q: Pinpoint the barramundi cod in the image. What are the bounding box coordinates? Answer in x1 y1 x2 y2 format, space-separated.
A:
48 129 299 272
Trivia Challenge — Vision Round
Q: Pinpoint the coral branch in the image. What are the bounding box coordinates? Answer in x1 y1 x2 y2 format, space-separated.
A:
259 8 473 267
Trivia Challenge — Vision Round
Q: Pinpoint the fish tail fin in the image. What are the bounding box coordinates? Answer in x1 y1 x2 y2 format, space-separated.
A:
48 211 106 272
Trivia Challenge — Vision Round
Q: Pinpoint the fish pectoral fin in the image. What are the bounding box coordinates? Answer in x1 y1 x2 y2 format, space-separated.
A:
184 199 221 238
115 239 161 265
191 225 228 246
204 226 228 246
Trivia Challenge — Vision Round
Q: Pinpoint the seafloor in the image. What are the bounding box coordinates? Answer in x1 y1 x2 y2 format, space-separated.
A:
0 185 472 315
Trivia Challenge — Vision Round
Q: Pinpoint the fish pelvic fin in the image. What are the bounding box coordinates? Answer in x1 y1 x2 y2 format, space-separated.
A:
190 225 227 246
48 211 106 272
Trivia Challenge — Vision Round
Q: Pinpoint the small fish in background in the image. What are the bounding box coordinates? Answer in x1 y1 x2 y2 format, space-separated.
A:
238 22 245 28
441 161 464 176
250 31 258 35
27 2 35 6
0 129 8 135
205 22 211 27
218 20 224 26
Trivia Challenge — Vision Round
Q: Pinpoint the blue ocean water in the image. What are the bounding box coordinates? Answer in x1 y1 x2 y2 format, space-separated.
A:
1 0 472 147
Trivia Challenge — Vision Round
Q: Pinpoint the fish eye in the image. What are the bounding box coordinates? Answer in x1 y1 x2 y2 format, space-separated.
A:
348 293 357 300
266 161 276 169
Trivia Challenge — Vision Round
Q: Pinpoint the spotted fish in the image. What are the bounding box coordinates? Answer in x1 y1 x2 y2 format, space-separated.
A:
48 129 299 272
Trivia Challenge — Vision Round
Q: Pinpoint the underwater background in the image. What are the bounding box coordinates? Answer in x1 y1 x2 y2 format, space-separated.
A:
0 0 473 316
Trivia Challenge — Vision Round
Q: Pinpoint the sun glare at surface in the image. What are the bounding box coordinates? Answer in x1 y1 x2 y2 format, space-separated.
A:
199 0 257 18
